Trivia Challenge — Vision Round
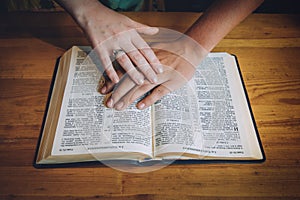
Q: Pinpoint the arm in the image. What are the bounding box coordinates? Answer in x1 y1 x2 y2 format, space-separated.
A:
55 0 163 85
185 0 264 51
101 0 264 110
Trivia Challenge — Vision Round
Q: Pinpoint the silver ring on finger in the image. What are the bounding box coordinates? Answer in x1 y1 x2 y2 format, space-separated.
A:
112 49 125 58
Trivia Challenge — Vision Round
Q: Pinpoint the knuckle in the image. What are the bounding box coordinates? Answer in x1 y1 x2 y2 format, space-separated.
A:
143 49 157 62
99 57 111 70
126 67 139 77
105 66 114 74
131 52 145 65
117 54 128 64
105 69 115 79
131 51 141 60
143 66 155 75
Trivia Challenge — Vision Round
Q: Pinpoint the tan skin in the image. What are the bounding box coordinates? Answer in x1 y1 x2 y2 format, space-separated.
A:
56 0 163 85
56 0 264 110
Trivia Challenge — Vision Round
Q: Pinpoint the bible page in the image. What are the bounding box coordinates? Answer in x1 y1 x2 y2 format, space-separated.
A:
193 53 262 159
153 82 204 158
153 53 262 160
51 46 152 159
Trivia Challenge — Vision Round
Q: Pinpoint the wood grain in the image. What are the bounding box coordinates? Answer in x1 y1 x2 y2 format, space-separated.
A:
0 11 299 200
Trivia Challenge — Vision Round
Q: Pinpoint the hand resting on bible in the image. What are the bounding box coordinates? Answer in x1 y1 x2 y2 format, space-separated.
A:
99 36 208 110
55 0 163 85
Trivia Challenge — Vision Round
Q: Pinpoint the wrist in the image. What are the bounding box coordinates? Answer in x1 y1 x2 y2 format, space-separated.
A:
56 0 108 28
176 36 209 66
185 22 217 52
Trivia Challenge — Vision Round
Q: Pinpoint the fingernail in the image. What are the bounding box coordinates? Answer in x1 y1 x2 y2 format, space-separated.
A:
137 78 144 85
158 66 163 74
138 103 145 110
152 77 158 84
113 76 119 83
107 98 113 108
101 86 106 94
115 102 124 110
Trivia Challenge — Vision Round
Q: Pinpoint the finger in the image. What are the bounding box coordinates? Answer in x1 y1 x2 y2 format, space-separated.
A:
93 47 120 84
101 80 115 94
99 66 125 94
115 51 145 85
126 47 158 84
98 75 107 94
132 36 164 74
111 66 171 110
105 74 136 108
119 39 157 79
114 82 156 111
136 84 171 110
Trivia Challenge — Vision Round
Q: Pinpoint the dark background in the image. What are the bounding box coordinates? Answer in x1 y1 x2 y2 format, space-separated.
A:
0 0 300 13
164 0 300 14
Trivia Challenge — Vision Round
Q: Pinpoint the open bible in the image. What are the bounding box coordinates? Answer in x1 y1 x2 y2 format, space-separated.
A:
35 46 264 166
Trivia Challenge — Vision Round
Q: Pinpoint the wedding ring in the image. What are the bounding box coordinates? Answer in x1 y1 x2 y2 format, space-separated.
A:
112 49 125 57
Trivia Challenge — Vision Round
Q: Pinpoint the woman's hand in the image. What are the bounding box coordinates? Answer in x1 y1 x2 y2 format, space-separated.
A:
100 35 208 110
57 0 162 85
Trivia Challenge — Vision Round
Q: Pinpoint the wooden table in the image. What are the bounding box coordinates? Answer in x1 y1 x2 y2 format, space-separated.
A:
0 11 299 200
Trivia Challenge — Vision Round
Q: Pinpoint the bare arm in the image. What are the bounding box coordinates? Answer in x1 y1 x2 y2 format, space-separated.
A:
55 0 162 85
94 0 265 110
186 0 264 51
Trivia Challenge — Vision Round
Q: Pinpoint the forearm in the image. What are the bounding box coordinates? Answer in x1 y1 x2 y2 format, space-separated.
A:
186 0 264 51
55 0 111 27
